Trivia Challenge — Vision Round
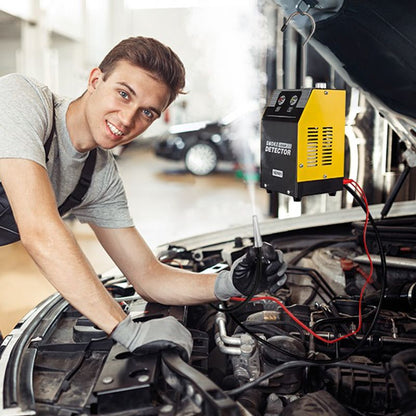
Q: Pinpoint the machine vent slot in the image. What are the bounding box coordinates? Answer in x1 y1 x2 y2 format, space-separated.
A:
321 126 333 166
307 127 319 167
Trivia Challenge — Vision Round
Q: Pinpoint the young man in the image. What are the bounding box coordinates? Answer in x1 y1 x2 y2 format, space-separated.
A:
0 36 286 360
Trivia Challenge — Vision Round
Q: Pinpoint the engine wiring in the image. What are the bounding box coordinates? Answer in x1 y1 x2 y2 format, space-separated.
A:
230 294 374 345
215 178 387 368
288 281 322 305
287 235 356 267
286 266 336 302
225 358 386 397
234 319 307 342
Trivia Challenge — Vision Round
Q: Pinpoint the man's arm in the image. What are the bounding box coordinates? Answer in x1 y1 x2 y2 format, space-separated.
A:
0 158 126 334
89 224 218 305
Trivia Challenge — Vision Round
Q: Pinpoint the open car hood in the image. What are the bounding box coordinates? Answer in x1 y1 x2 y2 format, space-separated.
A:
274 0 416 150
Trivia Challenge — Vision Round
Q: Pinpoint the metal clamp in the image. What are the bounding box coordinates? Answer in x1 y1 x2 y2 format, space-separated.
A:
296 0 319 15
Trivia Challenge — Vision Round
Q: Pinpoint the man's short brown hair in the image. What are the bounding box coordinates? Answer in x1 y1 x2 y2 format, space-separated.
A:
99 36 186 106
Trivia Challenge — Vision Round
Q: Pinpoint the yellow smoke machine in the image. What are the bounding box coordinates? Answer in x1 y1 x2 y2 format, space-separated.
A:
260 88 346 201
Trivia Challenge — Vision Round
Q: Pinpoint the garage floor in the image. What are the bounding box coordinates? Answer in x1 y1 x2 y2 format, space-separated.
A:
0 143 269 337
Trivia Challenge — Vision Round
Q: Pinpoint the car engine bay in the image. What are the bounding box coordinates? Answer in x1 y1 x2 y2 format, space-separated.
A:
2 199 416 416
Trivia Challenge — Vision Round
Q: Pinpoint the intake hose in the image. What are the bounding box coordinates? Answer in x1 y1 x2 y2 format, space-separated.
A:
365 282 416 312
389 348 416 415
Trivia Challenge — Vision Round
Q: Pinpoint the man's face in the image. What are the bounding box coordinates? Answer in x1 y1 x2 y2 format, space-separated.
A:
84 60 170 150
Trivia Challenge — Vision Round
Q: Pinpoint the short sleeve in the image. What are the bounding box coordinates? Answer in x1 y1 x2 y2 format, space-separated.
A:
0 74 53 168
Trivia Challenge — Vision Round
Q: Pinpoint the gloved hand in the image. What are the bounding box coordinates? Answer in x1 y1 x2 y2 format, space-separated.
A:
214 242 287 301
111 315 193 362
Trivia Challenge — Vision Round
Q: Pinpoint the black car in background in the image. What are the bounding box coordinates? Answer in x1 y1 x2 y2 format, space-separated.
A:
154 108 260 176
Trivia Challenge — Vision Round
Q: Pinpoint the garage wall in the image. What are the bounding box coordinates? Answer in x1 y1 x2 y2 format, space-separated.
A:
0 0 270 135
114 6 267 123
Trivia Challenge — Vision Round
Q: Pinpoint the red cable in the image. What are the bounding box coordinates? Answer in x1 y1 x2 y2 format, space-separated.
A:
231 179 374 345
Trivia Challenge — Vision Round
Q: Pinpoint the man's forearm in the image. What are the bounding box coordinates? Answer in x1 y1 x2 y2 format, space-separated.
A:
90 225 219 306
129 261 218 306
22 221 126 334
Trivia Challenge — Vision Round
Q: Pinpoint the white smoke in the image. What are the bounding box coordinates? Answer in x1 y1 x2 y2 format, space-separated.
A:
187 1 267 113
187 1 269 215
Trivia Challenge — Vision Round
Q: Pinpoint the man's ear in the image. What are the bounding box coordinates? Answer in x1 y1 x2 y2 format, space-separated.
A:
88 68 103 92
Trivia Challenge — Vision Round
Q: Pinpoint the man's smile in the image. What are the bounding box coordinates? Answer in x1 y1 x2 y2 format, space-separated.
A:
106 121 124 137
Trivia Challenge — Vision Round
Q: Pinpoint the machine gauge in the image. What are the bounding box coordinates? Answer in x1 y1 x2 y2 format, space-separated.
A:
290 95 299 106
277 95 286 106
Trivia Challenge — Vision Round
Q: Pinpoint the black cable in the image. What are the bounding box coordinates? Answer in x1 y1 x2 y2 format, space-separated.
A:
353 224 416 235
220 183 387 368
288 236 355 266
234 320 306 342
225 359 386 396
296 266 337 299
288 267 336 301
311 306 376 331
228 307 328 362
311 306 377 349
229 304 366 363
288 282 321 305
315 183 387 361
315 302 361 350
381 164 411 219
229 313 307 360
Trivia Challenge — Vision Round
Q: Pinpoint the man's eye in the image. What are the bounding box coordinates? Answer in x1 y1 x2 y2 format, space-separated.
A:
143 109 154 119
119 91 129 99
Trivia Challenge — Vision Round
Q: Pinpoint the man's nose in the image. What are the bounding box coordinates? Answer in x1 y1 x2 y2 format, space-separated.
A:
119 107 137 127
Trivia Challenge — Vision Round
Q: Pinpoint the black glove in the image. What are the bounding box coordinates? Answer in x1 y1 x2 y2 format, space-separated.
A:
214 242 287 300
111 315 193 362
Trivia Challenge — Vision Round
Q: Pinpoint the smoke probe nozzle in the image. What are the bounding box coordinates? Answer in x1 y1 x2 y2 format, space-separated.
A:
252 215 263 248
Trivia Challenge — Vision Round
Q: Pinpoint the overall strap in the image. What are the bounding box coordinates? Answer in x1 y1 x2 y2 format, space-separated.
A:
43 106 98 215
58 149 97 216
44 112 56 162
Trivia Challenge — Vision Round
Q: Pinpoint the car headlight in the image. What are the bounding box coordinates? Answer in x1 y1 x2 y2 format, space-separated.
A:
167 135 185 150
210 134 222 144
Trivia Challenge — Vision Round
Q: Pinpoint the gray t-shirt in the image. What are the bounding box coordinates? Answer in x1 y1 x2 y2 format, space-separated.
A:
0 73 134 228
